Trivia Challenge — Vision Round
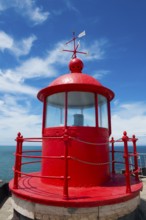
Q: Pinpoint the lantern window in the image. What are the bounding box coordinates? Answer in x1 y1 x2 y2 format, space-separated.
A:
67 92 95 127
98 95 108 128
45 92 65 127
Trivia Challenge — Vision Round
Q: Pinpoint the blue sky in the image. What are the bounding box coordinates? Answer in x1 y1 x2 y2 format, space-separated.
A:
0 0 146 145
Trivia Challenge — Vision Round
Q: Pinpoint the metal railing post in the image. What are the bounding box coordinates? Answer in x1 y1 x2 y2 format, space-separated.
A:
132 135 139 181
63 129 69 199
13 132 23 189
122 131 131 193
111 137 115 174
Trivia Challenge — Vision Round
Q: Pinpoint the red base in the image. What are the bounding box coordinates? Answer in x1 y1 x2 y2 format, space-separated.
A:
9 173 143 207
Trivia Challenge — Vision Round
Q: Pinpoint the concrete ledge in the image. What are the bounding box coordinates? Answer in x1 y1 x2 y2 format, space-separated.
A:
12 194 140 220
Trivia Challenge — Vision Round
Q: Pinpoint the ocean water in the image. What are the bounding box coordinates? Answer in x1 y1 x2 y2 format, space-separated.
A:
0 145 146 183
0 145 41 183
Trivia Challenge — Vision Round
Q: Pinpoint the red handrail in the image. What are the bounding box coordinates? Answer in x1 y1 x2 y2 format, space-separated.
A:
13 131 140 197
110 131 140 193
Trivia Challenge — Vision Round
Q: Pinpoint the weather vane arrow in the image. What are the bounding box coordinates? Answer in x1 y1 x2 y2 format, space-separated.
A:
62 31 87 58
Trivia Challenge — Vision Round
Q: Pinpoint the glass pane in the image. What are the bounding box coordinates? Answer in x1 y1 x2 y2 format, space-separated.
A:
98 95 108 128
46 93 65 127
67 92 95 127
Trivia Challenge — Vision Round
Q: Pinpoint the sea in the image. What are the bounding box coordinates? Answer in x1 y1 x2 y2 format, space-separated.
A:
0 145 146 183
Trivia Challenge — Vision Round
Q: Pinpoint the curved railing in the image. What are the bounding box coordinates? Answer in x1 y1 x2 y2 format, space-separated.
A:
13 131 140 198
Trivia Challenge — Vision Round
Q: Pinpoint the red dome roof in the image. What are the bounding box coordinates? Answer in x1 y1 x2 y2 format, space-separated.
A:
37 58 114 101
50 72 102 87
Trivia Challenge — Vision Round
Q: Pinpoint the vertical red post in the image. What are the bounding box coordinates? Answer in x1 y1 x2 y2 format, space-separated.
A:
18 138 23 178
95 94 98 128
132 135 139 181
13 132 23 189
63 92 69 199
122 131 131 193
107 101 111 136
111 137 115 174
63 131 69 199
42 98 47 135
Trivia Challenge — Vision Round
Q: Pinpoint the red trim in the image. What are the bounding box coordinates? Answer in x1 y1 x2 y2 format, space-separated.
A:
122 132 131 193
37 84 114 102
64 92 68 127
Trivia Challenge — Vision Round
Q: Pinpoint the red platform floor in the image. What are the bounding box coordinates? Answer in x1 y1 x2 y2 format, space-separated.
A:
9 173 143 208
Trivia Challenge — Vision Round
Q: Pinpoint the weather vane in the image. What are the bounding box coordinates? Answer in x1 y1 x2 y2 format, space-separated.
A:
62 31 87 58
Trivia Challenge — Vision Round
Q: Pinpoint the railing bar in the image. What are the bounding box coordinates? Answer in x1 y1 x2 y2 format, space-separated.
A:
15 170 66 179
14 153 64 159
21 160 41 165
23 140 42 142
22 150 42 153
23 136 63 141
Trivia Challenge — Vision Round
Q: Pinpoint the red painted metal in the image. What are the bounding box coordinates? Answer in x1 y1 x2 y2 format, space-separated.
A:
95 93 98 127
107 101 112 135
69 58 84 73
42 127 110 187
132 135 139 181
10 130 142 207
62 32 87 59
63 135 69 199
13 132 23 189
9 172 142 207
37 74 114 102
64 92 68 127
42 97 47 134
122 131 131 193
111 137 115 174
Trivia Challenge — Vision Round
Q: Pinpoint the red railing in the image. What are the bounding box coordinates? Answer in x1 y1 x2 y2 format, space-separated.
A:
13 131 140 198
110 131 139 193
13 132 70 199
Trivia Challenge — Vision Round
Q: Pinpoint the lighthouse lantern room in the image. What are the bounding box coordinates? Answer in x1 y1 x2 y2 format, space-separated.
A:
9 32 143 220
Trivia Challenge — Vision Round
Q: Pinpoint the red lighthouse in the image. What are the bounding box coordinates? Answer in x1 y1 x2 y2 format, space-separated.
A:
38 56 114 191
9 33 142 220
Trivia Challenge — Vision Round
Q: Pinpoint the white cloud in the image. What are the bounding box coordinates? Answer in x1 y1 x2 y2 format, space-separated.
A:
93 70 110 80
0 0 49 25
0 31 37 57
11 35 37 57
82 39 108 60
0 2 7 11
0 95 41 145
111 102 146 145
0 38 109 96
16 57 57 79
0 31 13 50
0 73 38 96
65 1 79 13
28 6 49 25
